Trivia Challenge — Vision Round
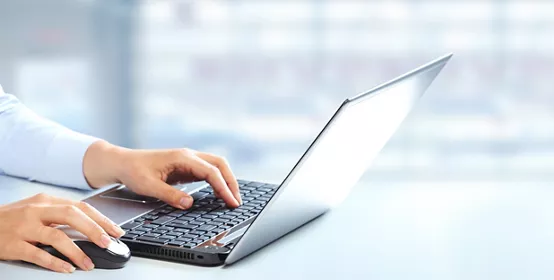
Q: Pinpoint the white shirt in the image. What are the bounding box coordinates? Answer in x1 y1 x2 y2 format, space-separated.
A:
0 85 98 190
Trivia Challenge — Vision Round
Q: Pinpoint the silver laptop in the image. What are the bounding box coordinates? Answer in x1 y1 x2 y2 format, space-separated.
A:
83 53 452 266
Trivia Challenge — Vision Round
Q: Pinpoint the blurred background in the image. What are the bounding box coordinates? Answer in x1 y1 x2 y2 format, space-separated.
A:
1 0 553 184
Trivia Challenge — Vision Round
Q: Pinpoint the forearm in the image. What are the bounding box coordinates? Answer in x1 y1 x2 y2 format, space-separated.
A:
0 92 98 189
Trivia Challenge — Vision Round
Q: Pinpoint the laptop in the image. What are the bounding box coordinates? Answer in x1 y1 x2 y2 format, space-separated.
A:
83 53 452 266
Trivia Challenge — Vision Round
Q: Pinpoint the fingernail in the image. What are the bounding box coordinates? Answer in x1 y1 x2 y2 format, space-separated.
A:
84 257 95 270
63 262 75 273
101 233 112 248
180 197 193 208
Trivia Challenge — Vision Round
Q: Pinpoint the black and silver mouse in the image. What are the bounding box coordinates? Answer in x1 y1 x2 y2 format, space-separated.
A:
39 227 131 269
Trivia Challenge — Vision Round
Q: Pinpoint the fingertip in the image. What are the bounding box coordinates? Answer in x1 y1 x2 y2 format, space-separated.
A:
179 196 194 209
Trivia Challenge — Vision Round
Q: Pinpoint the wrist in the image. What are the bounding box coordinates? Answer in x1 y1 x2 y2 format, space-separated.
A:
83 140 130 189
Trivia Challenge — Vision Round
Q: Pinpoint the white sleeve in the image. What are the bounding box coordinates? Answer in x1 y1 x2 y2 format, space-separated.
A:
0 85 99 190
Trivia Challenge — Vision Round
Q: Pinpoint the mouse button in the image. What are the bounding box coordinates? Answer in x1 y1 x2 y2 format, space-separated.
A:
106 240 130 256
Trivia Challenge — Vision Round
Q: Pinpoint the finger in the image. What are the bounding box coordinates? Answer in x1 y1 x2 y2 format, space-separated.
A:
15 241 75 273
39 205 112 250
196 152 242 204
143 179 194 210
75 201 125 238
33 227 95 271
214 190 221 199
38 196 124 238
188 156 239 207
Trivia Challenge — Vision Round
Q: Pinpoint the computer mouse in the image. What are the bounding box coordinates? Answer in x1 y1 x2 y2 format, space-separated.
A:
40 236 131 269
38 226 131 270
39 237 131 269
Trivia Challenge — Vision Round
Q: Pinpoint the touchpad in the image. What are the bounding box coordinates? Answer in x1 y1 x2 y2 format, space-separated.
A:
100 185 160 203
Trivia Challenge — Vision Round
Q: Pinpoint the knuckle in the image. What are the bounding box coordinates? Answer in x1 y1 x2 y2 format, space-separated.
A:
77 201 92 211
169 150 185 160
31 193 50 203
181 148 194 155
207 166 219 176
63 205 79 216
218 156 229 166
102 215 113 226
50 229 66 241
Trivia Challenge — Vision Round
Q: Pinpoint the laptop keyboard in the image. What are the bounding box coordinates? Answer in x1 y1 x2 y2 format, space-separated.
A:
120 180 278 249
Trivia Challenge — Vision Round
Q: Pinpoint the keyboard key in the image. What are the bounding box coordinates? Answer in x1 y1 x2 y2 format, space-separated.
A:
121 222 143 230
196 224 217 231
134 218 145 222
167 241 186 247
196 218 211 223
174 228 192 233
226 212 241 217
135 226 152 232
182 243 196 248
157 226 174 231
123 233 138 239
166 231 183 237
203 232 217 238
210 209 228 215
152 229 168 235
175 237 193 242
128 230 146 235
168 223 197 230
181 234 198 239
167 212 183 218
158 209 172 214
213 218 229 223
207 221 223 227
189 221 205 226
151 216 176 225
177 216 195 221
225 221 239 227
137 236 169 244
189 230 206 235
220 215 235 219
158 234 177 240
202 214 218 220
192 239 206 245
185 213 201 218
191 192 208 200
212 228 226 234
246 182 264 188
143 232 161 238
144 224 159 229
250 200 266 205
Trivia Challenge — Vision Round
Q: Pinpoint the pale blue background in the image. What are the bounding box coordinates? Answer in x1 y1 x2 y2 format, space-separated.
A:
0 0 553 184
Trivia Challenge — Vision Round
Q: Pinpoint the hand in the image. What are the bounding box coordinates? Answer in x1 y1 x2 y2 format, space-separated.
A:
0 193 125 273
83 141 242 209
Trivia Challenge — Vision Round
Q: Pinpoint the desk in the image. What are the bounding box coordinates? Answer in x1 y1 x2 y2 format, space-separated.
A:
2 175 554 280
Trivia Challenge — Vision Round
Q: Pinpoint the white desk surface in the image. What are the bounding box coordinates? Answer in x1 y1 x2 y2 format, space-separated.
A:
1 175 554 280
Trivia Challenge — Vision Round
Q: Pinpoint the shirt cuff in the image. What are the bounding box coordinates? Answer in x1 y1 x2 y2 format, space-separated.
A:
40 132 100 190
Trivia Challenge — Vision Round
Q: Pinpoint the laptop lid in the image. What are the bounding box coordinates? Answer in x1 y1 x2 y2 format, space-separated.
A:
225 54 453 265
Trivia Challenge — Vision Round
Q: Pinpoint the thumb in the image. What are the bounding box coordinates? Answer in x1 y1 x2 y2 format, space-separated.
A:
147 179 194 210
